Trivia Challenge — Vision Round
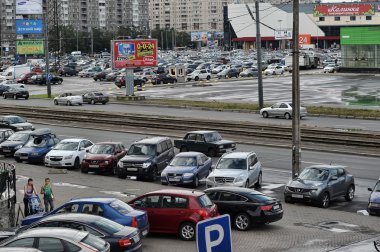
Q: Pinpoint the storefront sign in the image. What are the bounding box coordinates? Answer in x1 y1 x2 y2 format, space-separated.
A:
112 39 157 68
16 40 44 55
16 19 43 35
314 4 374 16
275 30 292 40
299 34 312 45
341 27 380 45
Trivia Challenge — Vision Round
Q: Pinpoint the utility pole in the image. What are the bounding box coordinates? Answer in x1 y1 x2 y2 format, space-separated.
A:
44 0 51 98
161 30 164 50
90 27 94 56
292 0 301 178
246 2 264 108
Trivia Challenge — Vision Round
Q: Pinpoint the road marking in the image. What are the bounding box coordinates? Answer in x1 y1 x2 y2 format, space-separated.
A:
100 191 137 198
53 182 88 189
265 168 291 174
261 184 285 190
301 161 326 165
16 175 29 181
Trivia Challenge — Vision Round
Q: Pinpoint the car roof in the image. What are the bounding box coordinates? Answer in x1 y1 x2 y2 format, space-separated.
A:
31 128 53 136
134 137 170 144
0 115 21 119
145 189 204 197
59 138 88 143
222 152 255 159
40 213 103 223
0 248 41 252
187 131 216 134
15 227 87 242
306 165 346 170
0 129 13 132
175 152 203 157
94 142 122 145
68 197 118 204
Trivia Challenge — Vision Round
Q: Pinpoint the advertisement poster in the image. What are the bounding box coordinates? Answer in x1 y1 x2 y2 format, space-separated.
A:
191 32 209 41
275 30 292 40
16 19 43 35
299 34 312 45
214 32 224 40
16 0 43 15
314 4 374 16
16 40 44 55
112 39 157 68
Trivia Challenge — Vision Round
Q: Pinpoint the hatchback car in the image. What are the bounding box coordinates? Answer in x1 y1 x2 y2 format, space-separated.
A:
0 228 110 252
161 152 212 187
368 178 380 216
3 87 29 100
81 142 127 175
187 70 211 81
264 65 285 75
206 152 262 189
15 214 141 252
0 129 13 144
0 131 35 156
128 189 218 240
21 198 150 238
151 74 177 84
16 72 37 84
217 68 239 79
205 187 283 231
260 102 307 119
284 165 355 208
82 92 109 105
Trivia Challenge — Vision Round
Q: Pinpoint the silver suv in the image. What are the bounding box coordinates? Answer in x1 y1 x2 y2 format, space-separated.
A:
206 152 262 188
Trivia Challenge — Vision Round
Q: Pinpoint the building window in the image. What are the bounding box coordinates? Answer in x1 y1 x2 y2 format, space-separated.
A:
319 16 325 21
334 16 340 21
350 16 356 21
366 16 372 21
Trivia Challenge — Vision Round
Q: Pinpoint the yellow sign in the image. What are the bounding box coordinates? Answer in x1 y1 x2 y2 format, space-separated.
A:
16 40 44 55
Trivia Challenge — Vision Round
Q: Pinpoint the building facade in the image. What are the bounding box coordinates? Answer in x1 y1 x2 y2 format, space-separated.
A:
0 0 16 53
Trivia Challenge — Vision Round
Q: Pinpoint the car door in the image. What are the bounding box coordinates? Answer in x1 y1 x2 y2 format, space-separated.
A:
200 70 207 79
155 142 167 170
81 203 105 217
3 237 36 248
195 134 208 153
159 195 189 232
185 133 197 151
270 103 281 117
198 154 210 179
337 168 348 196
37 237 65 252
248 154 260 186
132 195 162 231
82 93 89 103
328 169 343 198
279 103 290 117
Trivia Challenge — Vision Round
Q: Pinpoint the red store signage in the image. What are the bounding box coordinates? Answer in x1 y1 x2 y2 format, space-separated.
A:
314 4 375 16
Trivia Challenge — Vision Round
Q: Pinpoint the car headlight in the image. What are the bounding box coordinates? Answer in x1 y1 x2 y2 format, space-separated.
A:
183 173 194 178
104 160 109 165
64 155 73 160
231 143 236 148
17 127 24 131
219 145 224 149
118 161 123 167
14 152 20 156
31 152 39 156
142 162 151 169
45 156 50 160
14 145 23 150
310 189 318 193
234 175 246 183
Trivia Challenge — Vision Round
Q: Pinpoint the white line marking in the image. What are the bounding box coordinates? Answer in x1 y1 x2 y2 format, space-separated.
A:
52 182 88 189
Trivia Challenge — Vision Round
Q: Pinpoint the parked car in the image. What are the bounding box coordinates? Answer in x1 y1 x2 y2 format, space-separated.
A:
217 68 239 79
28 74 63 85
260 102 307 119
14 214 142 252
115 76 146 88
205 187 283 231
14 129 60 163
151 74 177 85
368 178 380 216
53 92 83 106
323 64 340 73
187 70 211 81
117 137 174 180
136 71 156 82
0 228 110 252
16 72 37 84
128 189 218 240
78 68 96 78
206 152 263 189
264 65 285 75
82 92 109 105
0 115 34 131
93 71 109 81
0 84 10 95
58 66 78 76
106 72 119 81
0 129 13 144
81 142 127 175
3 87 29 100
0 130 33 156
211 65 227 74
45 138 93 169
0 248 41 252
161 152 212 187
239 68 259 77
21 197 149 238
174 131 236 157
284 165 355 208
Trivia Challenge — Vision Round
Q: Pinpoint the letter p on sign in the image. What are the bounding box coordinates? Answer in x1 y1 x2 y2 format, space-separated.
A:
197 215 232 252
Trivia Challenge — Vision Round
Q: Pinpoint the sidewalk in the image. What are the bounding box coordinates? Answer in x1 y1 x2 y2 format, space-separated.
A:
330 236 380 252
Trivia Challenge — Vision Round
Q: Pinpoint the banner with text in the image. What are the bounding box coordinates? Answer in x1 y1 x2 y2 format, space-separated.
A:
16 0 43 15
112 39 157 68
16 19 43 35
314 4 374 16
16 40 44 55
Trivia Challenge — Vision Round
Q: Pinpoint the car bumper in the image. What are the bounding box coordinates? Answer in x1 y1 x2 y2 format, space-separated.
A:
206 180 245 188
45 159 75 167
284 190 320 203
15 155 44 163
118 167 152 178
368 203 380 216
139 223 150 237
161 175 194 185
82 163 114 172
0 148 17 156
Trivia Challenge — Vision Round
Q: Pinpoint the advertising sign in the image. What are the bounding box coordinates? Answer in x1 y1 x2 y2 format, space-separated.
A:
16 19 43 35
341 26 380 45
16 40 44 55
112 39 157 69
214 32 224 40
275 30 292 40
313 4 374 16
16 0 43 15
299 34 312 45
191 32 208 41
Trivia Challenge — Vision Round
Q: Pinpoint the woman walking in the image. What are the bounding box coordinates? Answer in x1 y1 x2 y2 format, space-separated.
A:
23 178 38 216
41 178 54 212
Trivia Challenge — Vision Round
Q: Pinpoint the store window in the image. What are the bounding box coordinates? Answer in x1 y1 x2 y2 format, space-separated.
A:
350 16 356 21
334 16 340 21
342 45 379 68
319 17 325 22
366 16 372 21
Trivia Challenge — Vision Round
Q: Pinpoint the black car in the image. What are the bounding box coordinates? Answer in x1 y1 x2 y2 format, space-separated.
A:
9 213 142 252
29 74 63 85
116 137 175 181
0 130 33 156
0 115 34 132
114 76 146 88
58 66 77 76
93 71 109 81
3 87 29 100
0 129 13 144
205 187 283 231
217 68 240 79
151 74 177 85
82 92 109 105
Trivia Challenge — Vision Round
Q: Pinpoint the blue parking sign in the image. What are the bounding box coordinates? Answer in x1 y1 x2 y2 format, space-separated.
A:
197 215 232 252
47 74 52 81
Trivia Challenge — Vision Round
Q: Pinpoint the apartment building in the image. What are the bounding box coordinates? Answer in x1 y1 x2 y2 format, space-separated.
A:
0 0 16 50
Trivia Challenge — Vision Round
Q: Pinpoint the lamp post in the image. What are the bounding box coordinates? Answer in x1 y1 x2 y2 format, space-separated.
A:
278 19 283 50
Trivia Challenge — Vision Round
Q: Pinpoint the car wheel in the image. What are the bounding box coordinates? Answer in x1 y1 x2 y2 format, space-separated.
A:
91 99 95 105
58 80 62 85
13 94 17 100
234 213 251 231
117 169 126 179
179 222 196 241
262 111 269 118
159 80 164 84
102 102 107 105
3 95 6 99
345 185 355 201
66 101 71 106
81 168 88 174
320 192 330 208
206 75 211 80
161 181 168 185
25 96 29 100
244 180 250 188
194 76 199 81
273 71 276 75
16 159 22 163
284 113 291 120
192 175 199 188
54 100 58 105
180 146 188 152
255 172 262 188
150 166 158 181
285 197 293 204
73 158 80 170
281 71 284 74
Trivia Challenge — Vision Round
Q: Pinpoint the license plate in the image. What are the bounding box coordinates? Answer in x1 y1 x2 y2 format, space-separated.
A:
142 230 148 236
273 205 280 210
20 156 28 160
50 162 60 165
3 149 11 152
169 178 181 182
292 194 303 199
89 165 98 168
127 168 138 171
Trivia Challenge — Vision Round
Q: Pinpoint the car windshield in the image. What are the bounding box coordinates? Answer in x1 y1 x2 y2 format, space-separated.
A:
374 182 380 192
25 137 48 148
54 141 79 151
204 132 222 142
91 218 124 234
198 195 213 208
299 168 329 181
110 200 134 215
90 144 114 154
128 144 156 156
170 157 197 167
216 158 247 170
7 132 30 142
6 116 26 124
94 92 103 96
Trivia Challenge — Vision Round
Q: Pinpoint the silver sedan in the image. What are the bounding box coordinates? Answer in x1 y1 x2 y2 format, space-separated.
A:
260 102 307 119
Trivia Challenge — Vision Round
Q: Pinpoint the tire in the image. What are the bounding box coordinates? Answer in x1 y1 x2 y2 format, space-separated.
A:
255 172 262 188
284 113 291 120
161 182 168 185
284 197 293 204
206 75 211 80
102 102 106 105
194 76 199 81
244 180 250 188
91 99 95 105
150 166 158 181
3 95 6 99
262 111 269 118
25 96 29 100
58 80 62 85
281 71 284 75
159 80 164 84
117 169 127 179
179 222 196 241
234 213 251 231
192 175 199 188
15 159 22 163
320 192 330 208
54 100 58 105
13 94 17 100
67 101 71 106
73 158 80 170
208 148 217 157
273 71 276 75
344 185 355 201
180 146 188 152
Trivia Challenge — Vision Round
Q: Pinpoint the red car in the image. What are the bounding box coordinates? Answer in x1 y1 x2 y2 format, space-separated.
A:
16 72 37 84
81 142 126 175
128 189 218 241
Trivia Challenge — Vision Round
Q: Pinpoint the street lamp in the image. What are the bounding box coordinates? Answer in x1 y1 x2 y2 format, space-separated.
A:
278 19 283 50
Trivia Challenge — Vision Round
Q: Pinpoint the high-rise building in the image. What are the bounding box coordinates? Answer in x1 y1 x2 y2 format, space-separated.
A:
0 0 16 52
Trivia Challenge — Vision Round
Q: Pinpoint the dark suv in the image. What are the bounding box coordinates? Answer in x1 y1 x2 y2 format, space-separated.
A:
116 137 174 181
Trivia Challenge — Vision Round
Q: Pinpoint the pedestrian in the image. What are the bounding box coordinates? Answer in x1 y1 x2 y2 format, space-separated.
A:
23 178 38 216
40 178 54 212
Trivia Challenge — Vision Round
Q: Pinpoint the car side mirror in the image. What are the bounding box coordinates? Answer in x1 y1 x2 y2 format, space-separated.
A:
198 163 204 167
368 188 373 192
330 176 338 181
79 147 85 151
86 149 89 153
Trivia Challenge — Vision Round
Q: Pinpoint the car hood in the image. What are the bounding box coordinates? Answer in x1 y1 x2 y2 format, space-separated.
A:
121 155 152 162
370 191 380 203
47 149 76 157
287 179 325 189
212 140 235 145
0 140 25 147
16 146 49 154
210 169 247 178
12 122 33 129
163 166 197 174
21 212 46 226
85 153 113 160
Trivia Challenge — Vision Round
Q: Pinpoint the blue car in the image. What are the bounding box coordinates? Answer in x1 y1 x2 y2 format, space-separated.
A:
368 178 380 216
14 129 60 163
21 197 150 237
160 152 212 188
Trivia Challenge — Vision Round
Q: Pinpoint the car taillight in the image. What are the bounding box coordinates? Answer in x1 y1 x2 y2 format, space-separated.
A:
119 239 132 247
79 242 99 252
260 205 273 211
131 216 138 228
197 209 210 219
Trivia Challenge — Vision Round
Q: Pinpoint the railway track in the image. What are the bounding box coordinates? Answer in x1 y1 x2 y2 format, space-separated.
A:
1 105 379 149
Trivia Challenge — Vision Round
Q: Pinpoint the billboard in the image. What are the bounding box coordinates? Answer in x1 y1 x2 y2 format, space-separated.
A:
112 39 157 69
16 19 43 35
16 0 43 15
341 27 380 45
275 30 292 40
313 4 374 16
191 32 208 42
16 40 44 55
299 34 312 45
214 32 224 40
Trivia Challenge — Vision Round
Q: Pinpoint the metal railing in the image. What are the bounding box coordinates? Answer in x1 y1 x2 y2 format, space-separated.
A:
0 162 16 208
